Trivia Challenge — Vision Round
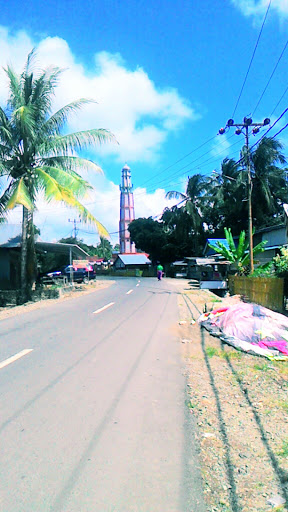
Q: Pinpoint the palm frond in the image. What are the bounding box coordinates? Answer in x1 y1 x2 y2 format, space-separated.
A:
34 168 108 236
41 129 117 156
3 65 22 109
5 178 33 210
43 99 97 135
41 156 103 174
35 166 92 198
165 190 186 200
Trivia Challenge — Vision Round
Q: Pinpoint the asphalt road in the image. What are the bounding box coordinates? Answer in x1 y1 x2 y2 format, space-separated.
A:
0 277 206 512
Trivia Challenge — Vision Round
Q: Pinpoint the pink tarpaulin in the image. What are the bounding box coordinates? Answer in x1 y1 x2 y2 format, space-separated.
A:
199 302 288 359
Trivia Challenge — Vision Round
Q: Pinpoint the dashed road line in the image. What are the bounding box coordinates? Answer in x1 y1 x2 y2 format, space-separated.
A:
126 289 133 295
93 302 115 314
0 349 33 370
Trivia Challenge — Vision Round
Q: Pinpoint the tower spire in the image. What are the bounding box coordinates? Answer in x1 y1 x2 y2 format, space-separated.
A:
119 164 136 254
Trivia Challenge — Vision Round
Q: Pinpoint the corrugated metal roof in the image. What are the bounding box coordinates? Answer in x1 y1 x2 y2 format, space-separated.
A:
117 254 151 265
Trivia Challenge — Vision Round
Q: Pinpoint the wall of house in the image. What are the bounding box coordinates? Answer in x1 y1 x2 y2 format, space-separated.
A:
261 227 287 247
0 250 10 279
257 248 278 265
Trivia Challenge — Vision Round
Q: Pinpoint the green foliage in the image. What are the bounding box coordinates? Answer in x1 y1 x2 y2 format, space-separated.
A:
273 247 288 278
277 440 288 457
208 227 267 275
250 261 274 278
205 346 218 358
0 50 115 300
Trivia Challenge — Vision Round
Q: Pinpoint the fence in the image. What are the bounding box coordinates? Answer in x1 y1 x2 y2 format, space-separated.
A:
228 276 284 312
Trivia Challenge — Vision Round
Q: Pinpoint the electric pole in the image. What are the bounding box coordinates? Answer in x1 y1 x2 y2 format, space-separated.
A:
219 116 270 273
68 217 81 239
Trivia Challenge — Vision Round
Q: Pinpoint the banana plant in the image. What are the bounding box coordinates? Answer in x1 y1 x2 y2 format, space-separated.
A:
208 227 267 275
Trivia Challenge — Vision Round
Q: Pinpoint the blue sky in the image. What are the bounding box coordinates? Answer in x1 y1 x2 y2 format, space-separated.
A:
1 0 288 245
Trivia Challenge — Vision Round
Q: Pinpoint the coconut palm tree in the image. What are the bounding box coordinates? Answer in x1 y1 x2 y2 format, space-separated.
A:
251 137 288 228
0 50 116 302
165 173 207 233
203 158 247 234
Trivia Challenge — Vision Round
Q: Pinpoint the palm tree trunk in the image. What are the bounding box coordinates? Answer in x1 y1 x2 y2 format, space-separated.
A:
20 206 29 303
27 211 37 292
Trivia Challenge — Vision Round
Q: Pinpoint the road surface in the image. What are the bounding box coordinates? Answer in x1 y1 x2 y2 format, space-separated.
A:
0 277 205 512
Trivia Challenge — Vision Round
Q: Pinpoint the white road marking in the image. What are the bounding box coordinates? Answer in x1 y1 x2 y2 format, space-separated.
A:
136 284 139 287
93 302 115 314
126 289 133 295
0 349 33 370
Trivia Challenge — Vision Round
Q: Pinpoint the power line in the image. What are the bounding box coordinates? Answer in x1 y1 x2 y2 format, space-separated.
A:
231 0 271 119
249 107 288 151
137 135 217 188
270 84 288 117
271 122 288 140
252 37 288 116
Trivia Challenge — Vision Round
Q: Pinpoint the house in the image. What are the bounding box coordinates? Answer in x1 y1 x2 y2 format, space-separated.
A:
184 256 229 281
253 224 287 264
0 224 90 289
114 253 151 271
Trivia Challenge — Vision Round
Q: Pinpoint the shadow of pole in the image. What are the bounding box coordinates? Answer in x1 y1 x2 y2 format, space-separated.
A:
201 327 241 512
223 347 288 506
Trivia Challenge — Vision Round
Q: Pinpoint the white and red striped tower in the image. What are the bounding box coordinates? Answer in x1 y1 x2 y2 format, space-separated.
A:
119 164 136 254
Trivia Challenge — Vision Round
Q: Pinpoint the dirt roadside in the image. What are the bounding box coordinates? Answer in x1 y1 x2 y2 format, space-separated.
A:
172 279 288 512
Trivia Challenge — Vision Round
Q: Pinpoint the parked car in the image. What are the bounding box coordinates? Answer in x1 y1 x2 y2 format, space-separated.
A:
45 264 96 284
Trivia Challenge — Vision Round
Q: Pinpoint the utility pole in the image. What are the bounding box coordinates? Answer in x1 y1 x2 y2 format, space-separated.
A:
219 116 270 273
68 217 81 239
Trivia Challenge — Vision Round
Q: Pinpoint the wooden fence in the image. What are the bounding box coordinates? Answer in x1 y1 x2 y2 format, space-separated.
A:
228 276 284 312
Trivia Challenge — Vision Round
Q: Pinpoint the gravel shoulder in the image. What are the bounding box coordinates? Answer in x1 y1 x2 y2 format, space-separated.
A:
174 279 288 512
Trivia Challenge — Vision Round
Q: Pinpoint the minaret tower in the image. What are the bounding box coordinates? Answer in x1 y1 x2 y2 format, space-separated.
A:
119 164 136 254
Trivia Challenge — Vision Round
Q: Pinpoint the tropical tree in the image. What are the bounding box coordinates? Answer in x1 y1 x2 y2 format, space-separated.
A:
165 173 206 234
0 50 115 302
96 237 113 260
202 158 247 235
208 227 267 275
250 137 288 228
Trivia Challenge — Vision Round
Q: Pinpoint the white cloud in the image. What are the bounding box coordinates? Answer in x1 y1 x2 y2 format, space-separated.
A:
0 26 192 244
231 0 288 19
0 27 197 163
210 134 232 158
5 176 179 246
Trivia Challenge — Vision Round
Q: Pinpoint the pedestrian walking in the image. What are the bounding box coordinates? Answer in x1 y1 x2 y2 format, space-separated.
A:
157 263 164 281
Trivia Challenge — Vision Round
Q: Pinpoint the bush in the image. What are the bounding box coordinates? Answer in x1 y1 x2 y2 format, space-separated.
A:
250 261 275 278
274 247 288 278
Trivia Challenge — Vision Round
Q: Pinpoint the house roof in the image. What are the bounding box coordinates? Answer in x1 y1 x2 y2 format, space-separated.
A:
0 224 89 258
116 254 151 265
185 257 230 266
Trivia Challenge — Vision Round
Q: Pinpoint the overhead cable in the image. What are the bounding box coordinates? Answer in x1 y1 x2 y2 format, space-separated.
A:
231 0 271 118
252 37 288 115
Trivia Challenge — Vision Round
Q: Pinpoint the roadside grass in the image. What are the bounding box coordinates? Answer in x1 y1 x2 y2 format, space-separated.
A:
205 346 242 360
277 440 288 458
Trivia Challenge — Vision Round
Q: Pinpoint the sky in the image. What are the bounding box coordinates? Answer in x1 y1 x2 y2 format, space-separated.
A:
1 0 288 246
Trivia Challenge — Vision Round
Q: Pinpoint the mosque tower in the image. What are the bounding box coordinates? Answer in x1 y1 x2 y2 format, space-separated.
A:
119 164 136 254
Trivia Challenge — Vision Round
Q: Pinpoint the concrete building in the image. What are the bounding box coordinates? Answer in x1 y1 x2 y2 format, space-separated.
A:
119 164 136 254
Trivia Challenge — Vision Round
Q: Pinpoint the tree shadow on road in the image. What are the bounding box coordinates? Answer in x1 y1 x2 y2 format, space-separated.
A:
201 327 241 512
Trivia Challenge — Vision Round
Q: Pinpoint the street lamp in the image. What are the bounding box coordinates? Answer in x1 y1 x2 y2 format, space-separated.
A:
219 116 270 273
